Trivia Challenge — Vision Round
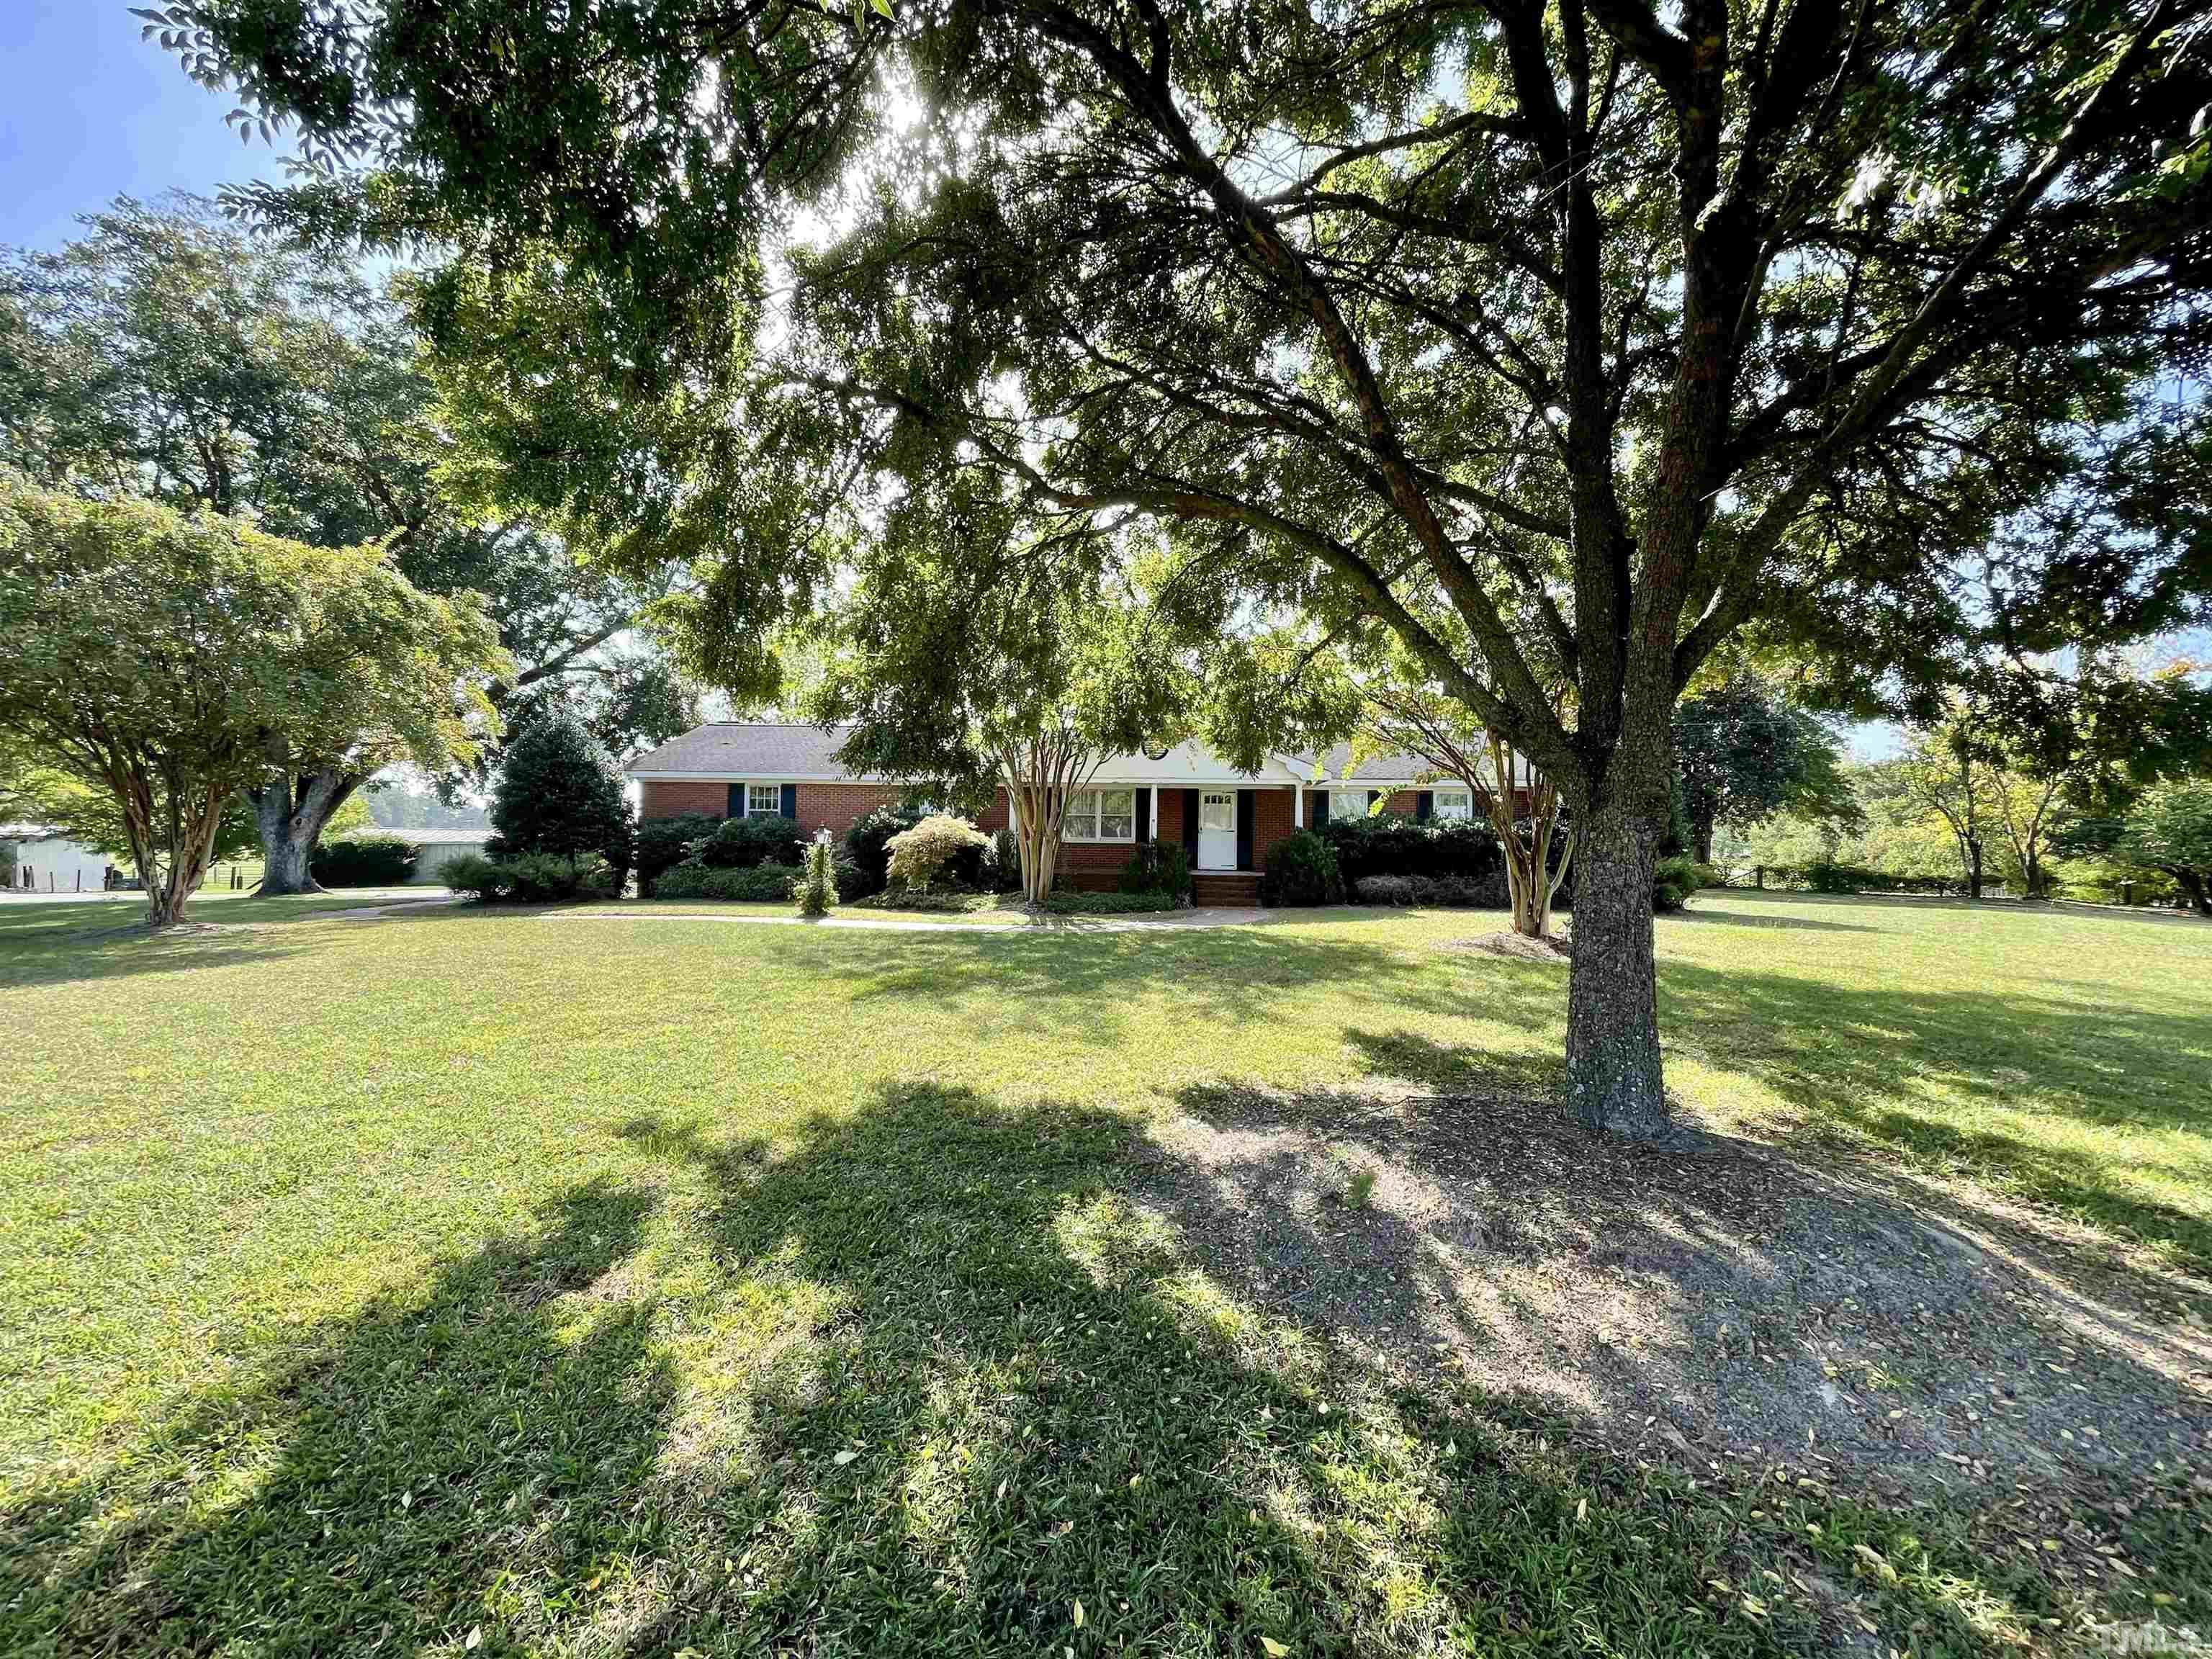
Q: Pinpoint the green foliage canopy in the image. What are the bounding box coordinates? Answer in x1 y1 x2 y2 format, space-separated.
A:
159 0 2212 1128
0 477 503 924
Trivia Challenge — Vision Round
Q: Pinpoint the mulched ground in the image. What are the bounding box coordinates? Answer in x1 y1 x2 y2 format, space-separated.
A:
1131 1082 2212 1506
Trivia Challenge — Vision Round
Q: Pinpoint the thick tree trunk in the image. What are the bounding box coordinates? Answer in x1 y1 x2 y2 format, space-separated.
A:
1693 814 1714 866
1565 806 1671 1139
2177 869 2211 918
253 765 356 896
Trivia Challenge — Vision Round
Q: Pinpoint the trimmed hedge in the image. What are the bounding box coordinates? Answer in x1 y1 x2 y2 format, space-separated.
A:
1352 871 1511 907
655 861 802 902
444 851 619 904
1042 889 1180 914
637 812 723 896
310 833 418 887
697 815 805 870
852 888 1184 916
1319 812 1503 886
1260 829 1344 906
1754 862 1964 896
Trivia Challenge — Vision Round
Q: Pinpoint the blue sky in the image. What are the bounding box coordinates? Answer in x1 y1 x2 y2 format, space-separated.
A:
1 0 282 251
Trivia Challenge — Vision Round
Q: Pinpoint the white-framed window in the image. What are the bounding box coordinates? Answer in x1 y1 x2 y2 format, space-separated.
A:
1328 788 1374 822
745 782 783 817
1431 787 1474 821
1064 786 1137 841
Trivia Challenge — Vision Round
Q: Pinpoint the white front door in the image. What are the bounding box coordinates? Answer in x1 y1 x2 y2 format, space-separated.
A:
1198 791 1237 869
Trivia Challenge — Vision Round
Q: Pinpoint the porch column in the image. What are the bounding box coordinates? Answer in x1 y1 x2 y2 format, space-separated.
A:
1292 785 1303 828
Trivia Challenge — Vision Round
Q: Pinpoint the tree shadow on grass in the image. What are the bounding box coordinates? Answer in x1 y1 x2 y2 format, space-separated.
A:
0 1179 675 1656
1147 1069 2211 1640
1648 961 2212 1267
601 1082 2169 1658
9 1083 2198 1655
1166 1058 2211 1460
1666 909 1881 934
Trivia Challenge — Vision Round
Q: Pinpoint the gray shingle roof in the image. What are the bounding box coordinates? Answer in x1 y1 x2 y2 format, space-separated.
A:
626 723 862 778
626 724 1437 786
1286 745 1430 784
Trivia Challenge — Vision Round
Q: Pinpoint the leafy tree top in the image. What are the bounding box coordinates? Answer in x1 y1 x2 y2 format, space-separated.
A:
808 469 1192 795
153 0 2212 823
1676 676 1858 844
0 475 503 925
0 197 674 754
0 475 505 789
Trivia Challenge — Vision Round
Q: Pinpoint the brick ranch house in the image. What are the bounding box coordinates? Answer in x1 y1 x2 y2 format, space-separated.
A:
626 724 1511 904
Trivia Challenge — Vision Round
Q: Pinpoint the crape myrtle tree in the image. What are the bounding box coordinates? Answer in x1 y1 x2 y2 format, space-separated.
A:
809 476 1189 905
0 479 502 927
1348 639 1574 939
0 199 670 889
165 0 2212 1135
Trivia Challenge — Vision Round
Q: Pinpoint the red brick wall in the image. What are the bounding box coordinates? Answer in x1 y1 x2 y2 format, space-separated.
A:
1156 786 1187 849
798 783 902 838
979 789 1011 832
1254 786 1298 868
639 779 729 819
1383 789 1418 816
638 779 902 840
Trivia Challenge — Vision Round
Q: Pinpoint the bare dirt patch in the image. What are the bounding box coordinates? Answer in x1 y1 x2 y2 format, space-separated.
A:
1133 1082 2212 1506
1448 929 1573 961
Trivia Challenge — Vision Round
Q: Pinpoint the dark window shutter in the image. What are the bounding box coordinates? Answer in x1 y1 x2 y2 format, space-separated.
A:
780 783 799 820
1236 790 1255 871
1368 789 1382 811
727 783 745 818
1416 791 1433 822
1311 790 1328 826
1182 789 1200 861
1132 787 1151 843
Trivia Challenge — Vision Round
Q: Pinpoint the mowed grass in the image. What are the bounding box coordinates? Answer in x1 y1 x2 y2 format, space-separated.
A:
0 891 2206 1656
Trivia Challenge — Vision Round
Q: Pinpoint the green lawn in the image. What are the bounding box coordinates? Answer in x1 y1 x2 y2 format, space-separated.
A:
0 893 2205 1655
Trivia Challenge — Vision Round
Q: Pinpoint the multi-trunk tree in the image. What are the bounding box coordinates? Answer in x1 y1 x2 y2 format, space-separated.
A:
0 479 503 927
166 0 2212 1135
1352 657 1574 939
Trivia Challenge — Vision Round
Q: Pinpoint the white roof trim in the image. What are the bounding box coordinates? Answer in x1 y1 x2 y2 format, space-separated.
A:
625 771 863 784
625 769 1406 789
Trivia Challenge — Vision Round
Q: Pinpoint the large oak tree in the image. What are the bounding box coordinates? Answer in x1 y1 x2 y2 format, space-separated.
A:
162 0 2212 1133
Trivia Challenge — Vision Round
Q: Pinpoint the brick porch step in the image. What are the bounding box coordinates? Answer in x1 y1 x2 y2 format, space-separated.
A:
1192 871 1263 907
